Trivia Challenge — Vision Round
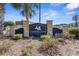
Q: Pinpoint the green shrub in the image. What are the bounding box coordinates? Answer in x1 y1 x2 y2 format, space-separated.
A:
68 28 79 34
57 38 64 43
23 47 32 56
40 35 60 47
68 28 79 38
38 38 60 55
40 35 51 41
0 39 12 55
13 34 23 40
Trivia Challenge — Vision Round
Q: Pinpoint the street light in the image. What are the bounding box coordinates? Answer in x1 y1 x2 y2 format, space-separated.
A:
39 3 41 23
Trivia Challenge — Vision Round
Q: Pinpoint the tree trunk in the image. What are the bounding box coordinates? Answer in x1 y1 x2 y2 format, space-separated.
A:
0 4 4 38
24 3 29 21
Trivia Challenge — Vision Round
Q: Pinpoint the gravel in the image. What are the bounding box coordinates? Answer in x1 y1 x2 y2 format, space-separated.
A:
58 39 79 56
4 39 43 56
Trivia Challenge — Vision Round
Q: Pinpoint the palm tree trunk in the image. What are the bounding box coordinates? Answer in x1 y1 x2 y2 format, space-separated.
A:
24 3 29 21
0 3 4 38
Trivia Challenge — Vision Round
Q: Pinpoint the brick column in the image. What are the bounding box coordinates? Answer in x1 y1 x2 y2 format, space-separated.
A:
23 20 29 37
47 20 53 36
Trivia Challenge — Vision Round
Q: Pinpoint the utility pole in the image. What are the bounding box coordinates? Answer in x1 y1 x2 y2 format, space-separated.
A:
39 3 41 23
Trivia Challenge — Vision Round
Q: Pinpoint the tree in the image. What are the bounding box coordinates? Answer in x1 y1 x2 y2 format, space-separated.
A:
4 21 14 27
69 23 73 27
11 3 39 21
0 3 39 38
73 15 78 28
0 3 4 38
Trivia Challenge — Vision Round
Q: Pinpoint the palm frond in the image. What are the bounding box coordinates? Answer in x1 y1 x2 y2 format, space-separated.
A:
21 10 24 16
11 3 22 10
31 3 39 9
11 3 39 20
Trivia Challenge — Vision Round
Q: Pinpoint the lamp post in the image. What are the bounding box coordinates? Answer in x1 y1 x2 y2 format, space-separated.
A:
39 3 41 23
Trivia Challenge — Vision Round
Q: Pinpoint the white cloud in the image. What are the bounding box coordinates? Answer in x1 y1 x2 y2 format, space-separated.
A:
66 11 75 15
50 3 64 6
65 3 79 10
42 10 58 20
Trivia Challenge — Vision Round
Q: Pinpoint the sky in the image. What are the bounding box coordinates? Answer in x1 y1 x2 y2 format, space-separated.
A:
4 3 79 25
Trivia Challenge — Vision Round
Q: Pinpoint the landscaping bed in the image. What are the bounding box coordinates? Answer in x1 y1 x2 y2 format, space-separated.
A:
0 37 79 56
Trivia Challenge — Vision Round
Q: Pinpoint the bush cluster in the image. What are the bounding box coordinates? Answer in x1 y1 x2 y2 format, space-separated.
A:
39 35 60 55
22 46 32 56
68 28 79 34
68 28 79 39
40 35 51 41
13 34 23 40
0 39 13 55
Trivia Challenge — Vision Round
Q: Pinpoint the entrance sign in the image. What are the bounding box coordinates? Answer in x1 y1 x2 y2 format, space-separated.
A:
29 23 47 37
35 26 41 30
15 20 63 37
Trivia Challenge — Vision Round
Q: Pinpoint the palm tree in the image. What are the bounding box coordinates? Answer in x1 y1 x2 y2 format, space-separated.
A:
11 3 39 37
73 15 78 28
11 3 38 21
0 3 38 38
